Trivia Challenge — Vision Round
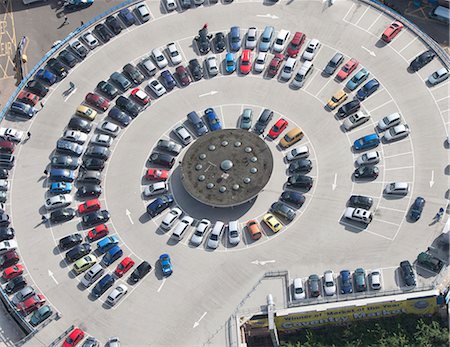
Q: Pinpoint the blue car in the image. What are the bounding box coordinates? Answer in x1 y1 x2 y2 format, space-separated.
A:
159 253 173 276
36 69 57 85
97 236 119 253
204 108 222 131
65 0 94 10
356 79 380 101
161 70 177 91
118 8 136 27
229 26 241 51
49 182 72 194
146 194 174 217
225 53 236 73
345 68 369 91
353 133 380 151
340 270 353 294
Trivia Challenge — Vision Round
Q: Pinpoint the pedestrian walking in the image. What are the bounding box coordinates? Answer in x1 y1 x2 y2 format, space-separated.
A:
80 20 84 26
63 16 69 25
40 101 44 108
26 131 31 139
41 215 47 222
44 169 48 175
202 23 208 30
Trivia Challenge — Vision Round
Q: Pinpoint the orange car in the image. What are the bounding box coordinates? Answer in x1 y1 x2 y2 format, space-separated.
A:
17 91 40 106
246 220 262 240
336 58 359 81
381 21 404 43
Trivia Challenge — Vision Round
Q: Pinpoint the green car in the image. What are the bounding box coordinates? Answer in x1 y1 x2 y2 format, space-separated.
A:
73 255 97 274
417 252 443 272
29 305 53 326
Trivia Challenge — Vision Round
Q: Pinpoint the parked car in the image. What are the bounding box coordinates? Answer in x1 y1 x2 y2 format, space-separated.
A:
110 72 131 91
152 48 168 69
270 202 296 222
378 112 401 131
343 110 370 131
348 195 373 210
188 59 203 81
123 63 145 84
106 284 128 306
35 69 56 85
344 207 372 224
268 118 288 139
81 210 110 228
356 79 380 100
323 270 336 296
65 243 91 263
409 196 425 221
229 26 241 51
108 107 132 127
324 52 344 76
286 145 309 161
286 32 306 58
428 67 449 85
94 23 113 43
195 27 212 54
383 124 410 141
280 191 305 208
206 56 218 77
17 91 39 106
327 90 348 110
353 166 379 179
254 52 267 73
336 58 359 81
116 96 142 118
267 53 284 77
370 269 382 290
146 195 174 217
409 50 435 71
50 208 76 223
308 274 321 297
340 270 353 294
4 275 26 294
353 133 380 151
159 253 173 276
25 80 48 97
118 8 136 26
399 260 416 287
381 21 404 42
129 261 152 283
292 278 305 300
346 68 369 91
354 268 367 292
161 70 177 90
190 219 210 246
176 65 191 87
105 15 122 35
287 175 313 190
302 39 320 60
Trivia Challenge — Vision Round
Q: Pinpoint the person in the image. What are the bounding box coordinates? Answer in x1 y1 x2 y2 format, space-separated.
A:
63 16 69 25
26 131 31 139
80 20 84 26
44 169 48 175
40 101 44 109
202 23 208 30
41 215 47 222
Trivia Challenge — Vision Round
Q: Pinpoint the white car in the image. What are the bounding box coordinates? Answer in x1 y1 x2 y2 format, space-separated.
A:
97 121 120 137
148 79 167 97
272 29 290 53
0 180 9 191
302 39 320 61
356 151 380 166
292 278 306 300
280 57 297 81
160 207 182 231
254 52 267 73
245 27 258 50
207 221 224 249
0 240 17 255
167 42 182 65
385 182 409 195
0 127 23 143
323 270 336 296
286 145 309 161
344 207 373 224
428 67 449 86
172 215 194 239
106 284 128 306
173 125 192 145
90 134 113 147
343 110 370 131
63 130 88 144
108 337 120 347
45 194 73 210
70 40 89 56
164 0 177 11
189 219 209 246
383 124 410 141
370 269 382 290
144 182 168 197
152 48 168 69
136 2 151 22
228 220 240 245
81 31 99 49
206 56 218 77
378 112 401 131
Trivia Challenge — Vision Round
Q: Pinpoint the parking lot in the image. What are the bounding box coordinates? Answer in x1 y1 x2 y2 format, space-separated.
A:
0 0 448 345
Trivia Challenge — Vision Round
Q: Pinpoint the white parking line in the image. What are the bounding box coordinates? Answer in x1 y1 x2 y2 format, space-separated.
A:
342 3 355 21
434 95 450 103
367 99 394 113
383 151 413 159
376 219 401 227
367 12 383 32
365 230 394 241
398 36 419 53
314 77 333 98
376 206 407 213
354 7 370 26
157 277 167 292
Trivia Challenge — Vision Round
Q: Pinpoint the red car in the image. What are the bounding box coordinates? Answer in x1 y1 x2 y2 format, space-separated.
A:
286 32 306 58
78 199 101 215
17 91 39 106
240 49 252 74
175 66 191 87
87 224 109 242
3 264 24 280
336 58 359 81
267 53 284 77
145 168 169 181
114 256 135 277
0 250 19 269
381 21 404 43
130 88 150 106
85 92 110 111
268 118 289 139
63 327 85 347
17 294 45 315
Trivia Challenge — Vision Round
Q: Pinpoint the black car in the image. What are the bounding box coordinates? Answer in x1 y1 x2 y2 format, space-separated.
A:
56 139 83 157
118 8 136 26
82 210 110 228
26 80 49 97
148 152 175 168
409 50 435 72
85 146 111 160
97 81 119 100
77 170 102 184
50 208 76 223
337 100 360 118
214 32 226 52
0 169 8 179
50 155 80 170
195 27 212 54
353 166 379 180
58 233 83 250
0 212 10 227
95 23 113 42
288 159 312 174
286 175 313 191
47 58 67 78
280 191 305 208
92 274 115 298
129 261 152 283
188 59 203 81
105 15 122 35
348 195 373 210
108 107 131 127
123 64 145 84
270 202 296 222
68 117 92 133
180 0 191 9
0 227 14 242
115 96 142 118
76 184 102 198
324 52 344 75
82 158 105 171
58 50 78 68
254 109 273 134
4 276 27 294
65 243 91 262
409 196 425 221
157 139 182 155
400 260 416 287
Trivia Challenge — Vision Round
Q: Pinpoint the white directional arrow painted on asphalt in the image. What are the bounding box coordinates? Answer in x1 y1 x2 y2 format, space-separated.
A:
48 270 58 285
199 91 218 98
430 170 435 188
126 209 134 225
251 260 276 266
332 173 338 191
361 46 376 57
193 312 207 328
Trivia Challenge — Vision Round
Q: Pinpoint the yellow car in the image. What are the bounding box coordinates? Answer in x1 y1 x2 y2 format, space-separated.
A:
327 90 348 110
263 213 283 233
279 127 304 148
73 255 97 274
76 105 97 121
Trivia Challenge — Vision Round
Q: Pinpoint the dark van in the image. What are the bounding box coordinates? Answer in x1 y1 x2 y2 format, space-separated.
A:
92 274 115 298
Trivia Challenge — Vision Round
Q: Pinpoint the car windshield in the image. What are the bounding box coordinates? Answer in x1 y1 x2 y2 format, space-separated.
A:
331 96 339 102
306 46 314 53
295 287 303 294
227 60 234 66
325 281 333 287
232 37 239 43
342 65 349 72
170 51 177 57
156 55 164 62
275 38 283 44
194 230 204 236
210 234 218 241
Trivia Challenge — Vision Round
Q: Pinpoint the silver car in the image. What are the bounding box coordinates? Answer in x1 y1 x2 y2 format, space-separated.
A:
356 151 380 166
343 110 370 131
148 79 166 97
190 219 210 246
152 48 168 69
90 134 113 147
302 39 320 61
63 130 88 144
206 56 218 77
383 124 410 141
378 112 401 131
97 121 120 137
254 52 267 73
228 220 240 245
280 57 297 81
106 284 128 306
81 31 99 49
428 67 449 85
245 27 258 50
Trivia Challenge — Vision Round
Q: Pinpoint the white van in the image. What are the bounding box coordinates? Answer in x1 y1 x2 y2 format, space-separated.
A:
385 182 409 195
291 61 313 89
207 221 224 249
81 264 105 288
